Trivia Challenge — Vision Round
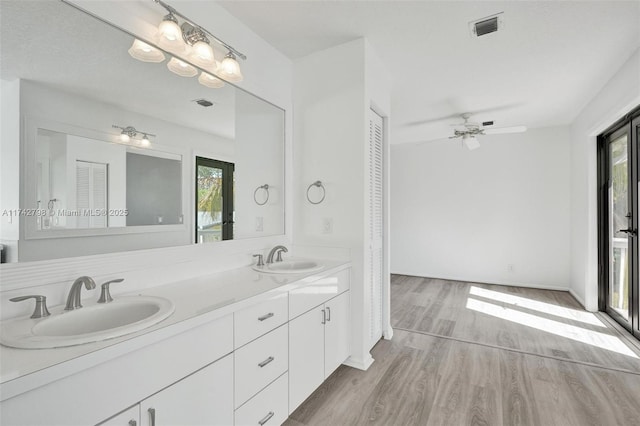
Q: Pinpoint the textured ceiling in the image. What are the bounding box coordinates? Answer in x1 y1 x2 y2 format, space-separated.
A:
218 0 640 144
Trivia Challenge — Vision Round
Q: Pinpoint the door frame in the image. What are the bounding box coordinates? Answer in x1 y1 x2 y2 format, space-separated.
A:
597 105 640 338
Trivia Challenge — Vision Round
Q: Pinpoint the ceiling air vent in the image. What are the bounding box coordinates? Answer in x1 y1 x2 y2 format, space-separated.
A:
469 13 504 38
193 98 214 107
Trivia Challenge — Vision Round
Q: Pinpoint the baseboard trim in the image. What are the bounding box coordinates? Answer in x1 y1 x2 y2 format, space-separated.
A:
344 354 374 371
391 272 570 292
568 288 588 310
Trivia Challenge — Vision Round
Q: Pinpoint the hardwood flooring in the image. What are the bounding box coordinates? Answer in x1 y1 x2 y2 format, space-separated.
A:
285 275 640 426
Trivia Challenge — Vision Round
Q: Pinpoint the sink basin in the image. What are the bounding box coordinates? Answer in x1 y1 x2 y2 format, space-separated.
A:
253 259 323 274
1 296 174 349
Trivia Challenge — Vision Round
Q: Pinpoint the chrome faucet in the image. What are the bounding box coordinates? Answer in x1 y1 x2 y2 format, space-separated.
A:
266 245 288 263
64 276 96 311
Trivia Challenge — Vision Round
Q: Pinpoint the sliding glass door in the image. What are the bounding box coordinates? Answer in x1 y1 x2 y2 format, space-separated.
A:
598 106 640 338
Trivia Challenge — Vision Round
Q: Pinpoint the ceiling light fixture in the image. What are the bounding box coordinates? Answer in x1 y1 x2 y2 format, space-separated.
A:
462 134 481 151
128 39 165 63
112 125 156 146
157 12 183 50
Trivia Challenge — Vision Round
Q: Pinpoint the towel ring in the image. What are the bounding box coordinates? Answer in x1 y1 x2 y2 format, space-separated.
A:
306 181 326 205
253 184 269 205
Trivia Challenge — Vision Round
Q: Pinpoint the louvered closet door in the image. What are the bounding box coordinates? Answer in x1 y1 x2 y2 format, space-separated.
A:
76 160 108 228
368 109 384 348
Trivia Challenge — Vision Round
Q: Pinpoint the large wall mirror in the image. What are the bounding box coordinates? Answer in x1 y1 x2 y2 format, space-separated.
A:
0 1 285 262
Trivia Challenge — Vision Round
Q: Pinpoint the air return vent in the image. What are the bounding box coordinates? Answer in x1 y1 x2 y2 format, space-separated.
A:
469 13 504 38
193 98 214 107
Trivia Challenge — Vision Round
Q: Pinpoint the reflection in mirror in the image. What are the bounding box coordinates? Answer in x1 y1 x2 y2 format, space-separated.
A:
0 1 285 263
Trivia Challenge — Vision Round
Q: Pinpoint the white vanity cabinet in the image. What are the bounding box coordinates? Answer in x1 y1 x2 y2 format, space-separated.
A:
289 288 350 413
98 405 140 426
139 354 234 426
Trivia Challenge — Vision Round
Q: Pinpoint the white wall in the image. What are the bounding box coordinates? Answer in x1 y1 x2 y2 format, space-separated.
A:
293 38 392 369
391 126 571 290
0 79 21 262
570 48 640 310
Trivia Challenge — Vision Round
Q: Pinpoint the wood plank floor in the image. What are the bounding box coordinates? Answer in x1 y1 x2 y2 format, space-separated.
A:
285 275 640 426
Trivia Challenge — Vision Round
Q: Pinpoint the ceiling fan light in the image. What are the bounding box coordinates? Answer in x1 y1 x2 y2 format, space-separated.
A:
128 39 165 63
167 57 197 77
198 71 225 89
462 134 481 150
217 51 243 82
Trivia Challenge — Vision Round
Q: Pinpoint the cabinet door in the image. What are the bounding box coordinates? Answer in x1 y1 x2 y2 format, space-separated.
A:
97 405 140 426
288 306 325 414
324 291 351 377
140 355 233 426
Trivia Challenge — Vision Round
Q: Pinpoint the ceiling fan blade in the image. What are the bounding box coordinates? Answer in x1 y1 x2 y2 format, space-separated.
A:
483 125 527 135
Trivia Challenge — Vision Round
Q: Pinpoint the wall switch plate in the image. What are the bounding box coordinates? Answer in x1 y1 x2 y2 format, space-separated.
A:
255 216 264 232
322 217 333 234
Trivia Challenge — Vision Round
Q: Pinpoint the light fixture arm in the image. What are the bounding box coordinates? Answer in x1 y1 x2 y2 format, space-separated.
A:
153 0 247 60
112 125 156 138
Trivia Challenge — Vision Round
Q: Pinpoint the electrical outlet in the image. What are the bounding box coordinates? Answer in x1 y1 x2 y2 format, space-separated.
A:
255 216 264 232
322 217 333 234
507 264 514 273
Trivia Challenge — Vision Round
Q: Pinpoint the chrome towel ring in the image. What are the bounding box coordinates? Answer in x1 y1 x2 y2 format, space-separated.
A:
254 184 269 205
306 181 326 204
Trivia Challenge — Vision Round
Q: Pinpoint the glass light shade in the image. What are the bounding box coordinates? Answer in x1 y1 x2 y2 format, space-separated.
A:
462 134 480 150
157 17 185 51
167 57 197 77
128 39 165 63
119 133 131 143
198 72 225 89
140 135 151 147
190 41 215 68
217 53 243 82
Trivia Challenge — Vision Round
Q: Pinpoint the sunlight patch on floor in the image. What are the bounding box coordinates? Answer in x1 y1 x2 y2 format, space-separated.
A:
469 286 605 327
466 297 638 358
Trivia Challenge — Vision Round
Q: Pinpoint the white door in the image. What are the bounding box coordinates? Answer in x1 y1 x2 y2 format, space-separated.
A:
324 291 351 377
140 355 233 426
368 109 385 348
288 307 325 414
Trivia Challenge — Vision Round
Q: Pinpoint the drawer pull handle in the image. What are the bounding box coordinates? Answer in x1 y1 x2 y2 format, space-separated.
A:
258 356 275 367
259 411 275 425
258 312 274 321
148 408 156 426
326 306 331 322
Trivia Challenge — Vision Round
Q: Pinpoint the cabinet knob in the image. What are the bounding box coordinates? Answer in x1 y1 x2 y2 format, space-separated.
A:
259 411 275 425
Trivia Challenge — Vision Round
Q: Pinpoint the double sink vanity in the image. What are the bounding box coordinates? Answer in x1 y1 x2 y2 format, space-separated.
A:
0 254 352 426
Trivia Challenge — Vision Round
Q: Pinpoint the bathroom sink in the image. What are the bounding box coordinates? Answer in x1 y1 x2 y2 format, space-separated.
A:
1 296 174 349
254 259 323 274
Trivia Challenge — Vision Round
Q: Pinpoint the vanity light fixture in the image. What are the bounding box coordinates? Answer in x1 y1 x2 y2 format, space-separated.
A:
167 57 198 77
128 39 165 63
112 125 156 146
198 71 225 89
152 0 246 80
217 51 244 83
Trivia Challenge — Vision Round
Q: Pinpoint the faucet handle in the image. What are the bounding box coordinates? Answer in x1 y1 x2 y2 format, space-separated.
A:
10 295 51 319
253 254 265 267
97 278 124 304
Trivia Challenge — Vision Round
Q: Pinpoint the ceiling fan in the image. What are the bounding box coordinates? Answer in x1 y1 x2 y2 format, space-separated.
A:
449 113 527 150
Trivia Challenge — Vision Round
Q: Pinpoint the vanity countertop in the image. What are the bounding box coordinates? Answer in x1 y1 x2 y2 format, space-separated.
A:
0 259 350 401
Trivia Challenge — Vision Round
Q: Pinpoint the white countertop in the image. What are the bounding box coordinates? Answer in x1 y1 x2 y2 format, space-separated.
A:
0 259 350 401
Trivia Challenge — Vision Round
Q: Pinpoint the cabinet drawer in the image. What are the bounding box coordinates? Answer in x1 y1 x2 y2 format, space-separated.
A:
235 373 288 426
234 324 288 408
235 293 288 348
289 268 350 319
